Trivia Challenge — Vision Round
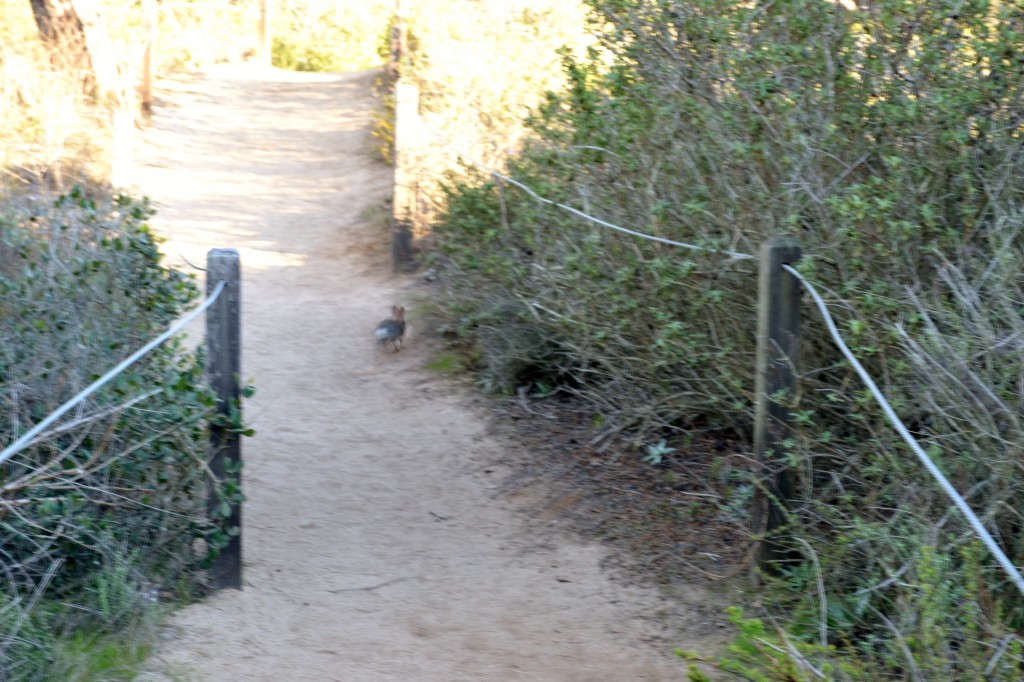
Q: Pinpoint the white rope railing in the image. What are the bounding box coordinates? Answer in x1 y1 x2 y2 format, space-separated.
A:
0 280 227 467
420 124 1024 594
427 130 756 262
784 263 1024 596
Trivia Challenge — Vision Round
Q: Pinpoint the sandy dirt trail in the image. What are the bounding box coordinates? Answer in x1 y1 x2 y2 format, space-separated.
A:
133 64 717 681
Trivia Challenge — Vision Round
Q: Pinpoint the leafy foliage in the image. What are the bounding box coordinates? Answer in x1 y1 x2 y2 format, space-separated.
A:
0 189 226 678
432 0 1024 676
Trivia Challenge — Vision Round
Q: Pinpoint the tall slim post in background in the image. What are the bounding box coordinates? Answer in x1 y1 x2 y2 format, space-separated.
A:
259 0 272 66
392 81 418 272
141 0 157 114
753 235 802 570
207 248 243 590
390 0 405 79
391 0 416 271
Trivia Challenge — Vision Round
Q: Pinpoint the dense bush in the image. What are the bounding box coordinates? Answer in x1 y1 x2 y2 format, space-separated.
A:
433 0 1024 677
0 189 223 679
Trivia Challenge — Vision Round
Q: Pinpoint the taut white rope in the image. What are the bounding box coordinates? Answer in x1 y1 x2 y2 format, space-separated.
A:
427 130 756 261
0 281 227 466
784 263 1024 596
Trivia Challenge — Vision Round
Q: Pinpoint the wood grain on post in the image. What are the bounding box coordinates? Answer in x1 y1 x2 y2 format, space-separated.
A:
753 235 802 570
207 248 243 591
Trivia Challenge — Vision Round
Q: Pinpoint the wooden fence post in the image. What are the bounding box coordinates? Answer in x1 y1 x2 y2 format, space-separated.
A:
207 248 243 591
389 0 416 272
259 0 272 66
141 0 156 114
390 0 406 80
391 79 418 272
753 235 802 570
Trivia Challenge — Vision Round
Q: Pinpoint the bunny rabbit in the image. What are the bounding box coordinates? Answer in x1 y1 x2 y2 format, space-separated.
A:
375 305 406 351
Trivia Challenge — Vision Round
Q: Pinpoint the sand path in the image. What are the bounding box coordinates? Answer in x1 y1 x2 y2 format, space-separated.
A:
133 64 713 681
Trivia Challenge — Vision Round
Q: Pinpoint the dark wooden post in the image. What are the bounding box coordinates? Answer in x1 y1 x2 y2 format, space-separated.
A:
207 248 243 590
753 235 802 569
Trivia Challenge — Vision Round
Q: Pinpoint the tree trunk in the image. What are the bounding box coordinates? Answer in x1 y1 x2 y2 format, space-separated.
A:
29 0 120 101
30 0 133 185
29 0 80 45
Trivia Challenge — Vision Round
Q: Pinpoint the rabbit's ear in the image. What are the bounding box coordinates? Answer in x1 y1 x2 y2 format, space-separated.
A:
396 306 405 320
391 305 399 318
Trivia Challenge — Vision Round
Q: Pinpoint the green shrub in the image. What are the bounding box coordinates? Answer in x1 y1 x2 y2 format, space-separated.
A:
433 0 1024 676
0 188 225 678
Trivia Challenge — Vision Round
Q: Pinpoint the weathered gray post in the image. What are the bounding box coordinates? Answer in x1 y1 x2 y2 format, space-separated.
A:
753 235 802 569
141 0 157 114
207 248 242 590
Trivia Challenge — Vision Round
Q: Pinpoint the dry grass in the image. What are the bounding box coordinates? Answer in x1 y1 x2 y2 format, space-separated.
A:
272 0 393 72
0 0 114 189
1 0 585 194
156 1 262 71
0 0 276 192
394 0 593 225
